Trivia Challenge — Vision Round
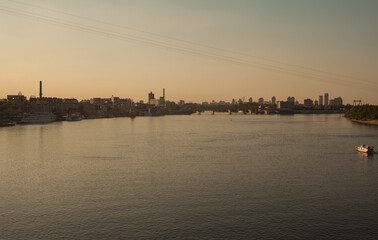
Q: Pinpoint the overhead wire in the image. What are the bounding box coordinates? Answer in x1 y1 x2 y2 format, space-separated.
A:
5 0 375 86
0 2 376 91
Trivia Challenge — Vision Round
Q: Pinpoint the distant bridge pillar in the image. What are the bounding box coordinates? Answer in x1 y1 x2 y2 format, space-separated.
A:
353 100 362 106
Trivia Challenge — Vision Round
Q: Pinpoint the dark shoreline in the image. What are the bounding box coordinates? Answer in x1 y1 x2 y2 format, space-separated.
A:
348 118 378 126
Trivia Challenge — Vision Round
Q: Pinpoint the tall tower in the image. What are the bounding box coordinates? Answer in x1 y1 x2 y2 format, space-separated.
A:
272 96 276 105
319 95 323 106
163 88 166 105
324 93 329 106
39 81 43 99
148 91 155 104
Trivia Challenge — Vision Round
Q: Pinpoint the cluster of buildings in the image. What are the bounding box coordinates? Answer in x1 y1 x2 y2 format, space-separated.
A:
278 93 343 110
1 81 348 121
199 93 343 110
0 82 197 120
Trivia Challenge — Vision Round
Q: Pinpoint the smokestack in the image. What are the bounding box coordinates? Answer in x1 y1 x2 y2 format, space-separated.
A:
39 81 42 99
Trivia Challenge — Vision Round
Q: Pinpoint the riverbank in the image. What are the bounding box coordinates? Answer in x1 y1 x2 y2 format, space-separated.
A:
350 119 378 126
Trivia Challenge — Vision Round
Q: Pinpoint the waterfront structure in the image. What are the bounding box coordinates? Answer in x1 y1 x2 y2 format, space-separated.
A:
319 95 323 106
13 112 56 124
325 93 329 106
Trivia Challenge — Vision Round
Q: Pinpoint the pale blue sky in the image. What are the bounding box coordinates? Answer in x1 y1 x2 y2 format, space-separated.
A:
1 0 377 103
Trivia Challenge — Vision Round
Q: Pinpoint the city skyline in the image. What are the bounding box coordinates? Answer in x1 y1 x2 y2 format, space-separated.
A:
2 83 346 107
1 0 378 104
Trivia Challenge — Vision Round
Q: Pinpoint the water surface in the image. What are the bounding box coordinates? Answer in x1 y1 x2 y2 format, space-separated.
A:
1 114 377 239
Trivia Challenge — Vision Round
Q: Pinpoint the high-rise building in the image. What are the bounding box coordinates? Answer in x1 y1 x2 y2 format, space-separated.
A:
258 98 264 105
332 97 343 106
148 91 155 104
287 96 295 103
248 97 253 103
161 88 166 106
272 96 276 105
304 99 313 107
319 95 323 106
324 93 329 106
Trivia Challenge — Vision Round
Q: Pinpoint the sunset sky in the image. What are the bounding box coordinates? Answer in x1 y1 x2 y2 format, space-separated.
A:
1 0 377 104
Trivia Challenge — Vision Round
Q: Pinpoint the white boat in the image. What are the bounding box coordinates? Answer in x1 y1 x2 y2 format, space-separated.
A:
355 145 374 154
13 112 56 124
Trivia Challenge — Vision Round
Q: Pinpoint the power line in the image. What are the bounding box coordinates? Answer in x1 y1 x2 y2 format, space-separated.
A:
0 3 377 91
5 0 375 86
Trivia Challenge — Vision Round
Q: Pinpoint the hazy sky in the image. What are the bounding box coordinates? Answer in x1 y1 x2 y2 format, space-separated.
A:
1 0 377 104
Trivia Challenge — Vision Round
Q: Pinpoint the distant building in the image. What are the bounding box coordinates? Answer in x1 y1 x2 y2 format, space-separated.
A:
178 100 185 105
148 88 165 107
248 97 253 103
304 99 314 107
7 93 26 103
287 96 295 103
324 93 329 106
277 101 294 109
158 97 165 107
148 92 154 102
331 97 343 106
63 98 79 104
111 96 120 104
258 98 264 105
319 95 323 106
314 100 319 106
272 96 276 105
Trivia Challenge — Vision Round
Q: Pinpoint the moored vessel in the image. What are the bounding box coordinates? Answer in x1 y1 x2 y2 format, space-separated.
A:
66 113 84 121
0 119 15 127
13 112 56 124
355 145 374 154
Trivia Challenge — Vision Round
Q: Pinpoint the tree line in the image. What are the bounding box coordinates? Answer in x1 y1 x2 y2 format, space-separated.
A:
345 105 378 120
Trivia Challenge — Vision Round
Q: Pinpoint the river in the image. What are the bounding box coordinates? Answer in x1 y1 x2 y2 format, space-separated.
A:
1 114 377 239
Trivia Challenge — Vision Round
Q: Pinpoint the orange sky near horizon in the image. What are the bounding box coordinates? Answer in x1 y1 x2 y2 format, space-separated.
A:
1 0 377 104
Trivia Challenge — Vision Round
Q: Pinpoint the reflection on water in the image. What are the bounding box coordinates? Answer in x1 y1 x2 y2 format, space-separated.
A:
0 114 378 239
356 151 376 160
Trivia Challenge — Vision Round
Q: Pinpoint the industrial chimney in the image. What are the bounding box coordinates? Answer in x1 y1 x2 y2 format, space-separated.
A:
39 81 42 99
163 88 166 106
